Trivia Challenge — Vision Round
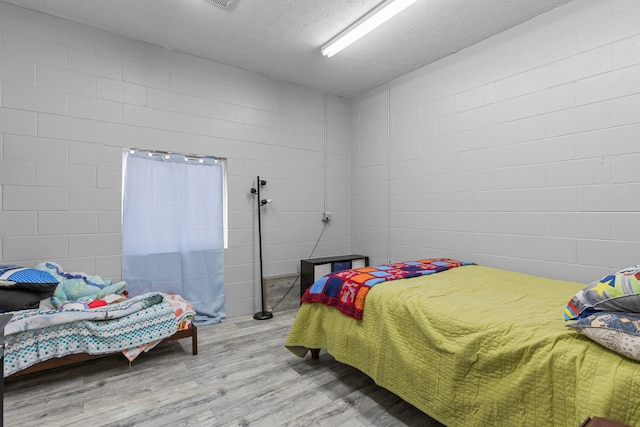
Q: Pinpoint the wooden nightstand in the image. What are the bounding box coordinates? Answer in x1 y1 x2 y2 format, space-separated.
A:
300 254 369 298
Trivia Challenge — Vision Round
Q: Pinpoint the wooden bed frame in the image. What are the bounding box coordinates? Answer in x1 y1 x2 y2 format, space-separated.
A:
6 325 197 379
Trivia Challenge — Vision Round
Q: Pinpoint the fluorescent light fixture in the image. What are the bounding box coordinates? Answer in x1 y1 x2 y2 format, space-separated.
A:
321 0 418 58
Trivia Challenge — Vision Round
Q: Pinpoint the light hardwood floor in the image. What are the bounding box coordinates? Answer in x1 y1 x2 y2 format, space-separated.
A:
4 308 445 427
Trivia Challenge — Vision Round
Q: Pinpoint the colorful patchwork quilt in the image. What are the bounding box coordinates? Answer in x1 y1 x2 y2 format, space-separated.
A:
301 258 472 320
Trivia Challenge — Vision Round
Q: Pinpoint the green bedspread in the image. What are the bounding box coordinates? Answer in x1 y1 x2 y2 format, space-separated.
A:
285 265 640 426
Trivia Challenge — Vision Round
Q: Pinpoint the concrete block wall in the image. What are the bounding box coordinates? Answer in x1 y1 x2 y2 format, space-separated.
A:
349 0 640 283
0 3 351 317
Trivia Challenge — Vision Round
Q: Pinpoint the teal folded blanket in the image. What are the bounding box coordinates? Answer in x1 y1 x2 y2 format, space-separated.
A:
36 261 127 307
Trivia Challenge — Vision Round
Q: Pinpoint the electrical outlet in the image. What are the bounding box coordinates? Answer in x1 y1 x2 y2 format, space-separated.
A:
322 211 332 223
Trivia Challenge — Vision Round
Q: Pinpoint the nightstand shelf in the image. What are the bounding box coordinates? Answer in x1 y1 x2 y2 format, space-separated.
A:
300 254 369 298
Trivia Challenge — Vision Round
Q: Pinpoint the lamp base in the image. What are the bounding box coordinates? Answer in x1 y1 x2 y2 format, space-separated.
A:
253 311 273 320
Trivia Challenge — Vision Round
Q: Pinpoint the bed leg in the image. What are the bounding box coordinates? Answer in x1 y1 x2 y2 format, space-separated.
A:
191 325 198 356
310 349 320 360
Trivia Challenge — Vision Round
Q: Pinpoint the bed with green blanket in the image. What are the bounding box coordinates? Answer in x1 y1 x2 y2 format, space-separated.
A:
285 263 640 426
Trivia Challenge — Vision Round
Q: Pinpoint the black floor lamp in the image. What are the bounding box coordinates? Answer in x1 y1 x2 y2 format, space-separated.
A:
251 176 273 320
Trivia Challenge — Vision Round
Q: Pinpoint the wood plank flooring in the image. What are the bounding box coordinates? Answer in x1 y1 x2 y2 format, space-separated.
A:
4 308 445 427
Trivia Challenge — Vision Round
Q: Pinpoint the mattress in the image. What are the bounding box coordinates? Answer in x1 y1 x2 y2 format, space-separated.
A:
285 265 640 426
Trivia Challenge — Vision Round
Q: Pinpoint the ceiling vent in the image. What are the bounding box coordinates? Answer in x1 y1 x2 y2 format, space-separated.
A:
204 0 237 10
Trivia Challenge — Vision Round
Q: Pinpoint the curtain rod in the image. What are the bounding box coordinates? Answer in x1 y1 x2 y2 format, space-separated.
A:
129 148 227 162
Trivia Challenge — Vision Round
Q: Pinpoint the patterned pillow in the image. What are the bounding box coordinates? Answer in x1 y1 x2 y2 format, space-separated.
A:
564 266 640 320
567 312 640 361
0 265 59 291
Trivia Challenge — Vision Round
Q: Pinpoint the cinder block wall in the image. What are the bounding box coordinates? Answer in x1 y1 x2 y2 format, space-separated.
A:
350 0 640 283
3 0 639 315
0 3 351 317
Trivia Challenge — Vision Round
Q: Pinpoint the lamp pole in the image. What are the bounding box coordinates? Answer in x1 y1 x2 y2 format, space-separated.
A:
253 176 273 320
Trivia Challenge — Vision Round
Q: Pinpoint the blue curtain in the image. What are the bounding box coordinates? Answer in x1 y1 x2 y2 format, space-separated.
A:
122 150 225 325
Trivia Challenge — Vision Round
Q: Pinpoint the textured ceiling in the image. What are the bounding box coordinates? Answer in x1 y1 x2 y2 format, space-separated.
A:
0 0 574 97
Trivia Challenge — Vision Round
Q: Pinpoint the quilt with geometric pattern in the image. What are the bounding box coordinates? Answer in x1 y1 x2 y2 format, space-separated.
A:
3 292 178 377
